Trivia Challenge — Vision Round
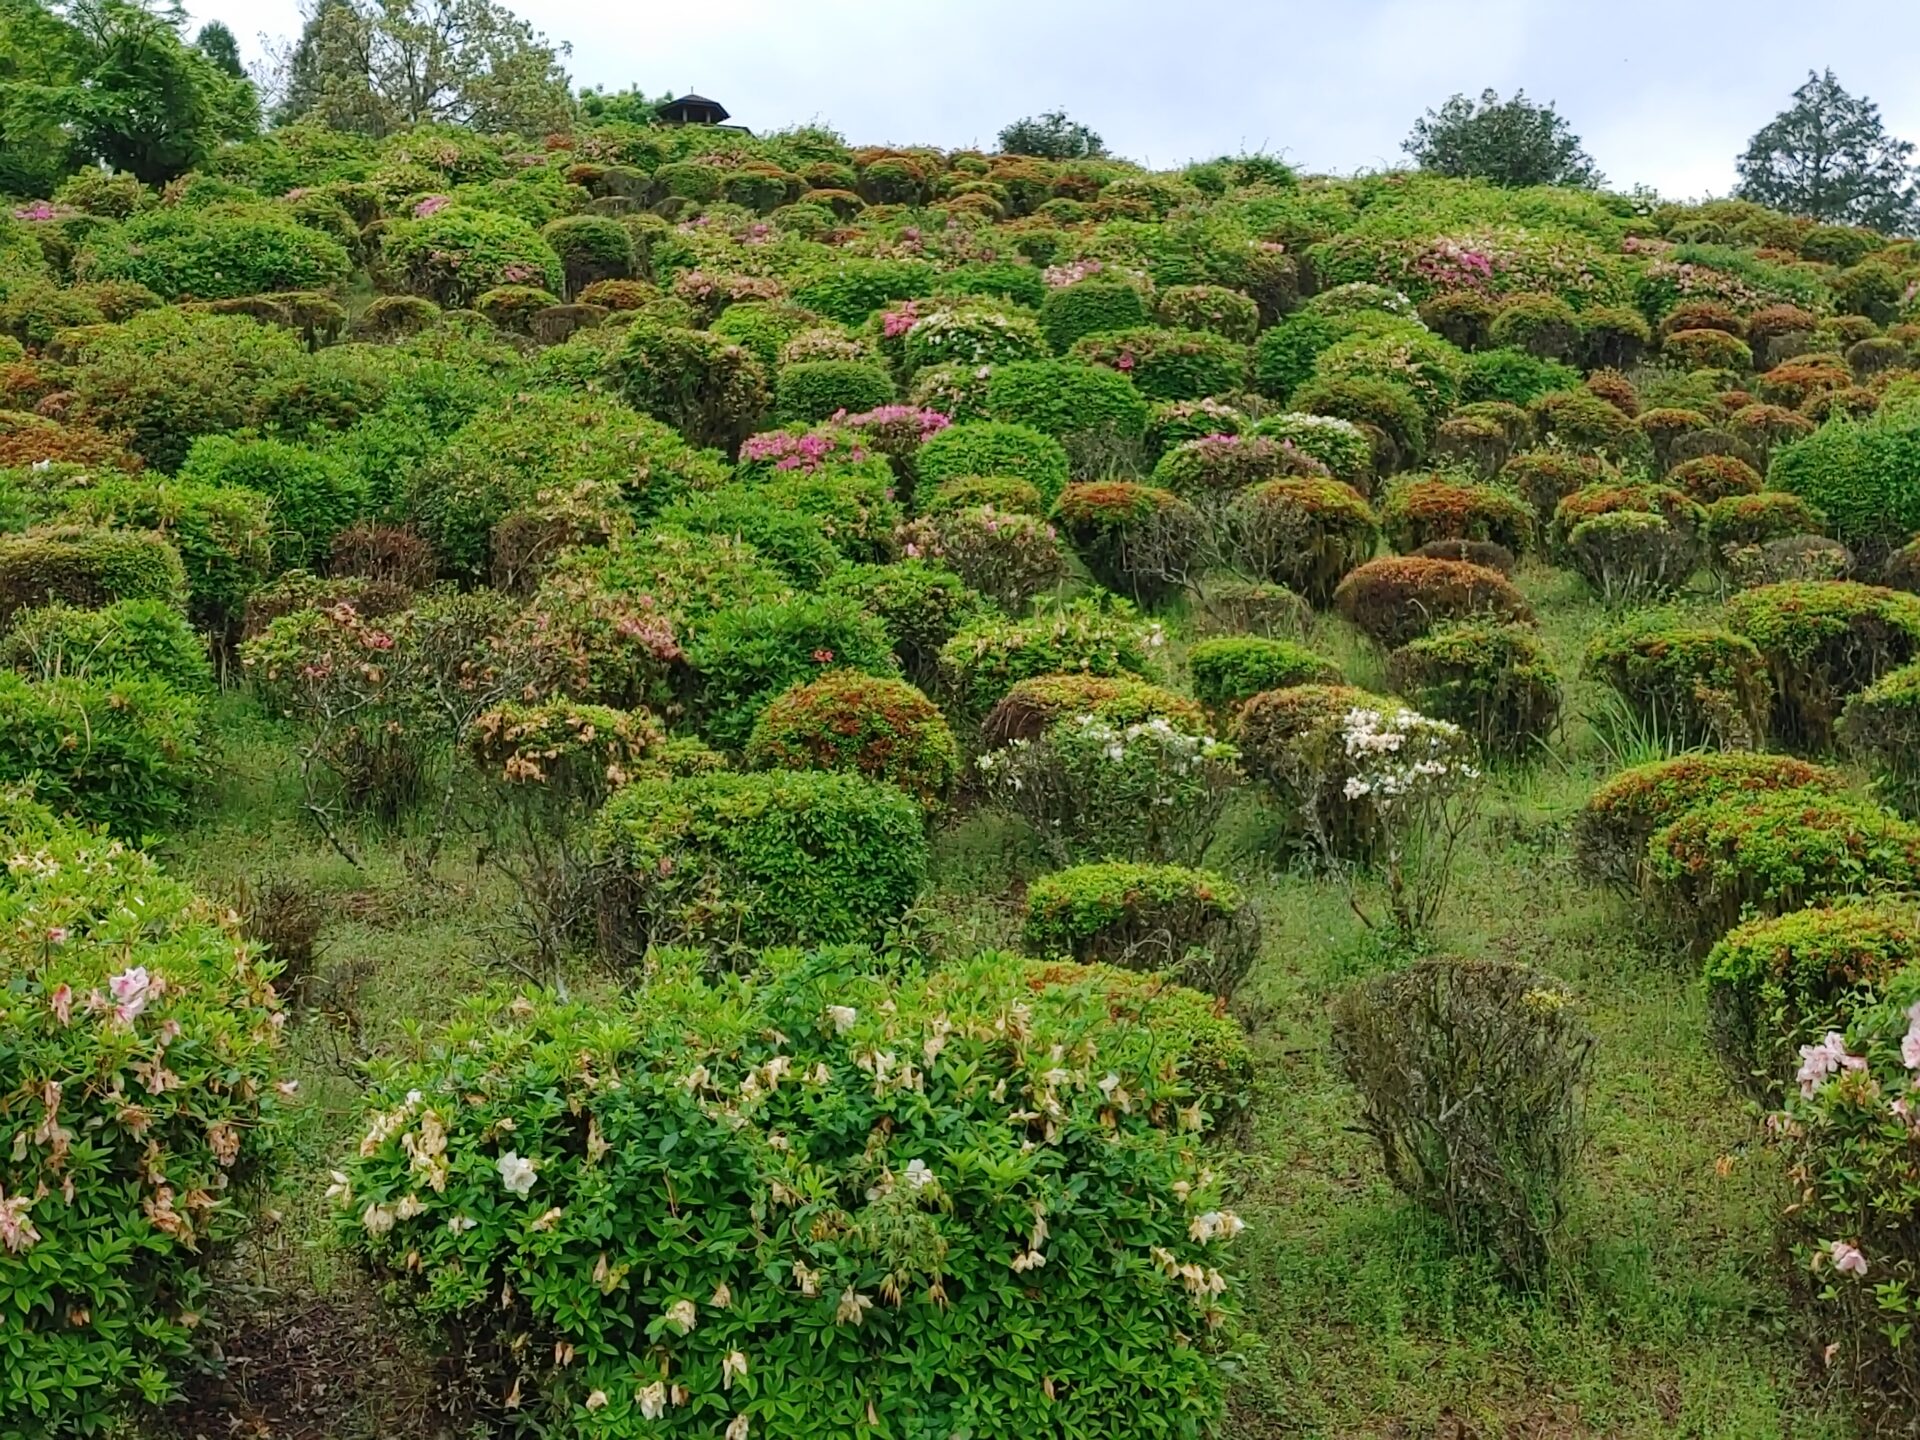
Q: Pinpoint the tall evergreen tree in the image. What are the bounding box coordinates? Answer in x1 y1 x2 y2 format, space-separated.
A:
1736 70 1919 232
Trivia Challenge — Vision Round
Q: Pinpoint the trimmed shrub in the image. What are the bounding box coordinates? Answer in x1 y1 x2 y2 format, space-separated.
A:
982 359 1150 463
975 709 1239 866
1023 862 1258 996
1720 534 1855 591
1502 449 1619 530
614 320 770 452
1489 293 1580 360
334 949 1238 1438
1724 580 1920 750
1068 327 1251 402
1332 957 1593 1279
1662 327 1754 371
1333 557 1532 648
1050 481 1207 604
1668 454 1763 503
595 771 927 955
1644 791 1920 948
900 308 1048 377
1704 898 1917 1099
1190 580 1313 639
1387 621 1561 758
0 673 203 835
1584 614 1772 751
175 435 365 572
1188 636 1341 724
980 672 1207 749
1380 477 1533 556
0 599 212 695
938 599 1162 722
1231 682 1396 854
1252 412 1379 487
1839 662 1920 817
1566 510 1703 604
1039 277 1150 352
744 672 960 808
380 205 562 307
1701 491 1827 559
660 491 842 590
1224 477 1379 607
1155 284 1259 344
1409 538 1517 575
540 214 635 296
0 527 187 623
790 258 938 325
1768 405 1920 551
895 506 1066 613
0 815 283 1434
1530 389 1653 470
1458 349 1581 408
76 207 351 300
1146 398 1247 463
774 359 895 424
688 594 897 752
923 476 1045 516
1151 434 1327 497
915 421 1071 507
1290 374 1431 470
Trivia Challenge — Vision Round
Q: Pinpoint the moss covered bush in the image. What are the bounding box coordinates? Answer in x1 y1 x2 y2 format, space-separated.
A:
1643 791 1920 949
1573 751 1848 892
1333 556 1532 648
1050 481 1206 605
0 813 285 1434
1380 477 1533 556
594 771 928 955
335 948 1239 1438
1225 477 1379 607
744 671 960 808
1724 580 1920 750
1387 621 1561 758
1023 862 1258 996
1584 614 1772 751
1188 636 1341 725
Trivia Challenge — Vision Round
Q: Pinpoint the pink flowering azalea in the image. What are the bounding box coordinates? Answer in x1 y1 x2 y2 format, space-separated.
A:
1830 1240 1868 1278
50 984 71 1026
1902 1002 1920 1070
413 194 452 219
1796 1031 1865 1097
109 966 152 1026
0 1186 38 1254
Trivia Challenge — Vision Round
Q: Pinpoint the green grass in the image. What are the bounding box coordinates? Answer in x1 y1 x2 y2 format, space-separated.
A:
148 561 1857 1439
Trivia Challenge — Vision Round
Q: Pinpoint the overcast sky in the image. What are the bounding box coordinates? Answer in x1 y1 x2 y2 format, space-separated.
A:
188 0 1920 201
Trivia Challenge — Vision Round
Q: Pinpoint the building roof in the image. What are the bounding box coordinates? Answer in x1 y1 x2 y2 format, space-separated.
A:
659 94 730 122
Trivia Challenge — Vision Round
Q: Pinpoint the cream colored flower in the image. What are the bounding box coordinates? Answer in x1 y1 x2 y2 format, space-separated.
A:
665 1298 698 1332
835 1287 873 1325
496 1151 536 1197
726 1416 750 1440
826 1004 858 1033
638 1381 666 1419
710 1281 732 1308
585 1389 608 1411
360 1201 397 1236
722 1349 748 1390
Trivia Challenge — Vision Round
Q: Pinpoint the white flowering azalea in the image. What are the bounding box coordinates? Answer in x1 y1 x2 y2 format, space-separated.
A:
904 1158 936 1190
665 1297 698 1332
638 1382 666 1420
826 1004 858 1034
496 1151 537 1197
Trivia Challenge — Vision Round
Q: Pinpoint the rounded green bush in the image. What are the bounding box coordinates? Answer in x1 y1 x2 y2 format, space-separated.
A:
1147 398 1247 462
1572 751 1846 891
1291 374 1430 470
335 947 1238 1436
658 490 843 590
1250 412 1375 485
1188 636 1341 722
614 320 771 453
1039 277 1150 352
982 359 1150 454
1645 791 1920 949
1724 580 1920 751
76 208 351 301
915 421 1071 506
822 559 989 686
0 812 283 1434
1227 477 1380 607
176 435 365 572
1459 347 1582 406
1386 621 1561 758
0 673 203 835
775 359 895 424
1839 661 1920 817
1584 614 1772 750
1312 326 1466 420
791 258 939 325
1152 434 1327 496
1023 861 1259 996
0 527 188 623
1069 326 1251 402
923 476 1045 516
744 670 960 807
594 770 929 952
539 214 635 296
1767 405 1920 550
688 594 897 752
1704 898 1919 1099
1700 492 1827 560
935 259 1048 309
937 598 1162 721
1154 284 1260 344
901 307 1048 376
1049 481 1206 604
380 205 563 308
1 599 213 695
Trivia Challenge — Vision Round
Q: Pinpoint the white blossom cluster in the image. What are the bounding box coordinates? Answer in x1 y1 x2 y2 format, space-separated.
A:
1338 706 1480 806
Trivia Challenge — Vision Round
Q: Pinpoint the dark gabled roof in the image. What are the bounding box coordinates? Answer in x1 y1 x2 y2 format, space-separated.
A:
659 94 730 122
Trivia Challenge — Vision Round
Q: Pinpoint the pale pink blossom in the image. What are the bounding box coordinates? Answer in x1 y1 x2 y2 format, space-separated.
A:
1830 1240 1868 1278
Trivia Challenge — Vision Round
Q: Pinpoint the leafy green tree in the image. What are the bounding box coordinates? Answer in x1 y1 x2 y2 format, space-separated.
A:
1735 69 1919 232
0 0 88 195
193 18 244 76
997 108 1105 160
1404 88 1602 188
274 0 574 138
577 83 669 125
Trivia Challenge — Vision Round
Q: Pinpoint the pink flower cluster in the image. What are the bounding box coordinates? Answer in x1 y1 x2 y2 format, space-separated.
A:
413 195 452 219
739 430 869 474
500 262 542 285
839 405 951 442
880 301 921 340
1043 258 1106 288
1796 1031 1866 1097
12 201 62 222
